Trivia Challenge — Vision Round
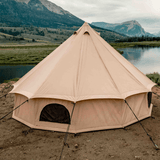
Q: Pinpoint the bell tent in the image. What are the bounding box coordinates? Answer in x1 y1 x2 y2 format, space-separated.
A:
10 22 155 133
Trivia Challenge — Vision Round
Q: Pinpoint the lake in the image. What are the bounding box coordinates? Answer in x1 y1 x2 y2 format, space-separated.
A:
119 46 160 74
0 65 34 83
0 46 160 83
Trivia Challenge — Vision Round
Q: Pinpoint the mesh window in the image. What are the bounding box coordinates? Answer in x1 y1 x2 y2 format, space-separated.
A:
40 103 70 124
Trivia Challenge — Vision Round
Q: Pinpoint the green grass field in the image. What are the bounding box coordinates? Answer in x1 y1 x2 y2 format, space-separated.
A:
0 44 59 65
0 43 124 65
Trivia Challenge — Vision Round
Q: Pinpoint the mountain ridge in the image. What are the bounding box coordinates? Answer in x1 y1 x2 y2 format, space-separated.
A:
92 21 154 37
15 0 71 15
0 0 84 28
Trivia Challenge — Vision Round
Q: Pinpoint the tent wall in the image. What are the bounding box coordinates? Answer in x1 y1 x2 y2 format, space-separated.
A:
12 93 152 133
13 94 35 126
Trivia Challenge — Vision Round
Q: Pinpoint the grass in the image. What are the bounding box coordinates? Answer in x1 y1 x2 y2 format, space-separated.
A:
110 41 160 49
0 44 124 65
0 44 59 65
3 78 19 83
0 43 59 48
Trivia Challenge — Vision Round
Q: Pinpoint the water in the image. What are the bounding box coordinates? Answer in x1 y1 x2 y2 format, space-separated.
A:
0 47 160 83
0 65 34 83
119 47 160 74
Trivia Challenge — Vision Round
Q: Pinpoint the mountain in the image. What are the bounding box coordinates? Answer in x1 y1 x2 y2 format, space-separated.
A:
0 0 127 42
15 0 71 15
92 20 154 37
114 21 146 37
92 22 118 31
0 0 84 28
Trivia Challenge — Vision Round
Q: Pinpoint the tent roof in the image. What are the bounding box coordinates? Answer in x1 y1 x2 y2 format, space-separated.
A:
10 22 155 102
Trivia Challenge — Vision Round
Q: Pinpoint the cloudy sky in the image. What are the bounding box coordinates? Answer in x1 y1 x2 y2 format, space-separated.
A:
48 0 160 33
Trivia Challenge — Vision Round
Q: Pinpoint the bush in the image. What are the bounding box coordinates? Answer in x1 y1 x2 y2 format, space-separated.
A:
3 78 19 83
146 72 160 86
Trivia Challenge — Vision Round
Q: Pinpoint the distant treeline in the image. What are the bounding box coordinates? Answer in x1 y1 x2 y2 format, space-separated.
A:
0 28 20 36
116 36 160 42
0 27 45 37
0 27 74 37
47 29 73 37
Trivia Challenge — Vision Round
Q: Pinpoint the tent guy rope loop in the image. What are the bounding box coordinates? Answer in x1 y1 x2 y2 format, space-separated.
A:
0 99 28 122
59 102 76 160
124 99 159 150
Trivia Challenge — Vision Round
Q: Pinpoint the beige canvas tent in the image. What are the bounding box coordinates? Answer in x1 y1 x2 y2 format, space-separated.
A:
10 22 155 133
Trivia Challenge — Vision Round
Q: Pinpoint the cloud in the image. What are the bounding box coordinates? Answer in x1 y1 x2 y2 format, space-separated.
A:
136 17 160 33
48 0 160 33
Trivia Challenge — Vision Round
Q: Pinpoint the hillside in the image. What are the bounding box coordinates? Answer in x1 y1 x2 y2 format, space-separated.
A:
0 24 127 43
0 0 84 28
15 0 72 15
92 21 154 37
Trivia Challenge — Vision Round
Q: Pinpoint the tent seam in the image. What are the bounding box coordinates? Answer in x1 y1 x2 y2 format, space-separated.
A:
33 36 78 98
95 33 152 90
90 31 122 97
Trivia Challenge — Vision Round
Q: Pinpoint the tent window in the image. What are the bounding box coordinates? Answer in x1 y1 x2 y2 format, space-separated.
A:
40 103 70 124
147 92 152 108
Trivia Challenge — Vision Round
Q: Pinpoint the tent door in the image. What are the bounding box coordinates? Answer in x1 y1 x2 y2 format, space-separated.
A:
40 103 71 124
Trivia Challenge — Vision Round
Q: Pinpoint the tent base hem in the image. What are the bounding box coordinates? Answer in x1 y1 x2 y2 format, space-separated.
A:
12 103 153 133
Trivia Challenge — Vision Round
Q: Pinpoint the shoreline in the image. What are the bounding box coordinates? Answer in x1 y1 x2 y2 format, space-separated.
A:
110 41 160 49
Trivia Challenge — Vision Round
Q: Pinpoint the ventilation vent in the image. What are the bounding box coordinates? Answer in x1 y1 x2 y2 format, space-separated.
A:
84 31 90 35
73 27 82 35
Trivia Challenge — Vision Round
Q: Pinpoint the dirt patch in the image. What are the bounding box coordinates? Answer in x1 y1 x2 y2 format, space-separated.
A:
0 82 160 160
